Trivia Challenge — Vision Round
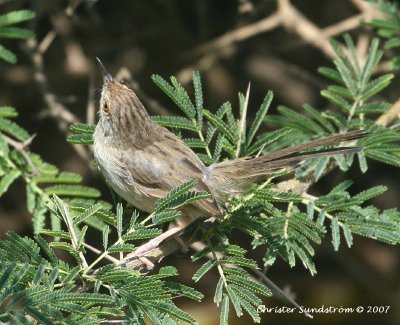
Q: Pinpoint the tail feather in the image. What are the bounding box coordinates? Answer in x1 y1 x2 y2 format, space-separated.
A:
205 131 366 201
260 129 367 163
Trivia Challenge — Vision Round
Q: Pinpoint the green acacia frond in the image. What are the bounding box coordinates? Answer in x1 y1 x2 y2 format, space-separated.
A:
0 117 29 141
67 134 94 145
44 185 101 198
0 106 18 118
152 115 198 132
0 10 35 27
0 27 34 39
246 91 273 146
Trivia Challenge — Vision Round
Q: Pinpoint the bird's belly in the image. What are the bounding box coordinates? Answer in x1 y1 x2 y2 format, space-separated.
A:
94 142 155 213
100 163 156 213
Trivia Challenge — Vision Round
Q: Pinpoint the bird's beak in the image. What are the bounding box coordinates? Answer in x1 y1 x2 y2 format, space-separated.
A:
96 57 113 83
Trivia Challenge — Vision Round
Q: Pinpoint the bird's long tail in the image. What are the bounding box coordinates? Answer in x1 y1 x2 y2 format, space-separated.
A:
205 130 366 199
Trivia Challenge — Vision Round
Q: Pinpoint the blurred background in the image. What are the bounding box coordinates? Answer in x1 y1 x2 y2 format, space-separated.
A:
0 0 399 324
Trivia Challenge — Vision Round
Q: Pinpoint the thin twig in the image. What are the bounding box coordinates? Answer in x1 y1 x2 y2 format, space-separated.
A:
252 269 313 319
38 0 85 55
376 98 400 127
187 12 281 58
24 38 92 164
83 243 119 263
3 134 39 176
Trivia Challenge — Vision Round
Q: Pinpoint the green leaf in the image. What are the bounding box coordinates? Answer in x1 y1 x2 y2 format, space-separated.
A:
331 217 340 251
0 27 34 39
330 180 353 193
360 74 394 101
225 273 271 297
122 228 162 240
330 38 359 81
152 115 198 132
204 109 238 144
356 102 391 114
152 74 196 119
192 260 216 282
314 156 330 180
366 149 400 167
0 117 29 140
170 76 196 118
318 67 343 84
164 281 204 301
343 224 353 248
32 171 82 184
67 134 93 145
220 294 230 325
193 71 203 127
156 301 197 325
39 229 70 240
0 10 36 27
247 91 273 146
357 151 368 173
303 104 336 133
214 277 224 305
333 59 357 97
320 90 351 113
162 191 210 211
183 138 207 148
191 246 212 262
108 243 135 253
0 106 18 118
0 169 21 197
116 203 123 238
226 285 243 316
154 180 197 212
220 256 258 269
0 262 17 289
352 185 387 202
0 44 16 63
152 210 181 225
360 39 381 87
74 203 104 225
102 225 110 249
343 33 361 76
278 106 324 134
326 85 353 100
69 123 95 134
34 235 58 265
44 185 100 198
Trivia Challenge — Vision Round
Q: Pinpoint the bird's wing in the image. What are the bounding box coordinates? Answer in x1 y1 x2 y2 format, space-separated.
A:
120 136 222 217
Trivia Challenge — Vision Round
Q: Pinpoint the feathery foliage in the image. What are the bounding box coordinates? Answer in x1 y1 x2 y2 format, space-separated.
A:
0 9 35 63
365 0 400 70
0 106 107 234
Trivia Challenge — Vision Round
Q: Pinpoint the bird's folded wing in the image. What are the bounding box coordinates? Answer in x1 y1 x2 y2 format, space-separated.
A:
120 143 222 217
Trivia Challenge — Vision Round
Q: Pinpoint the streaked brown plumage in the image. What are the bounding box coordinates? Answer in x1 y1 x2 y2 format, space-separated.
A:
93 59 365 225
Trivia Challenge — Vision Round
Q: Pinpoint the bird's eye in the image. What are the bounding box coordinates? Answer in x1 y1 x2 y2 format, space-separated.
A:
103 103 109 113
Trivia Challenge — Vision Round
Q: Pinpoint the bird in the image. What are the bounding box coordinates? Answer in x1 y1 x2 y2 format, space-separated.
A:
93 58 365 227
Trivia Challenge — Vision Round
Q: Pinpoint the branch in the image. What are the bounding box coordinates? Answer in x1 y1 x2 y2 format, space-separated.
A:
24 38 92 164
185 0 380 63
376 98 400 127
3 134 39 176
